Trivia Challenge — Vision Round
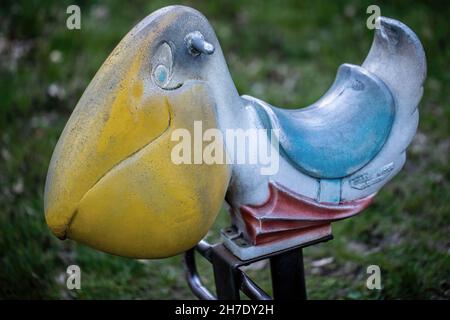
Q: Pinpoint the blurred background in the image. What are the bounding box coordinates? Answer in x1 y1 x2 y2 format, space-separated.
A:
0 0 449 299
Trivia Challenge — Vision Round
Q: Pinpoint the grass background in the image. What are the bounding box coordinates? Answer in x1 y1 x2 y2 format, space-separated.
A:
0 0 449 299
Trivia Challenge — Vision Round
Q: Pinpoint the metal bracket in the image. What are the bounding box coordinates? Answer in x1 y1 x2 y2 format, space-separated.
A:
184 234 333 300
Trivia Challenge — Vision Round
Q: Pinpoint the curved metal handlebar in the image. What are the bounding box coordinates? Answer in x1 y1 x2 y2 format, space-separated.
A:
184 247 216 300
184 240 271 300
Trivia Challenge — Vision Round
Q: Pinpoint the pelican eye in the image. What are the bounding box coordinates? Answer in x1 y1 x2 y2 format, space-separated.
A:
154 64 169 86
151 42 173 89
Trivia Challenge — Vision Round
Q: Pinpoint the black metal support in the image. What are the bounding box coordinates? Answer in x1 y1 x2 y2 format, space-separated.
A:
184 234 332 300
211 245 241 299
270 248 307 300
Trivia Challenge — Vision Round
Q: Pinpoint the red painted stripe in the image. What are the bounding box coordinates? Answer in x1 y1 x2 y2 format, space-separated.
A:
239 183 375 245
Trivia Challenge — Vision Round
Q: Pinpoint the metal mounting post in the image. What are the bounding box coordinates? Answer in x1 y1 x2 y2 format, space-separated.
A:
270 248 307 299
184 234 332 300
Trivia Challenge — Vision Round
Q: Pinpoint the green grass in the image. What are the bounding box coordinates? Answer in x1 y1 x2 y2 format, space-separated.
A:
0 0 449 299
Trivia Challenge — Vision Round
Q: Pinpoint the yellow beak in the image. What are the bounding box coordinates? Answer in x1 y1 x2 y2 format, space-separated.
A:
44 17 230 258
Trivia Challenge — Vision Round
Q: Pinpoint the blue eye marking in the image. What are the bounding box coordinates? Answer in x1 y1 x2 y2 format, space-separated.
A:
154 65 168 86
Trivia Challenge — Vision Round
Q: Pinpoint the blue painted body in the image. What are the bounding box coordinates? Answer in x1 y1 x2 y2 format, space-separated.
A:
258 64 395 179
